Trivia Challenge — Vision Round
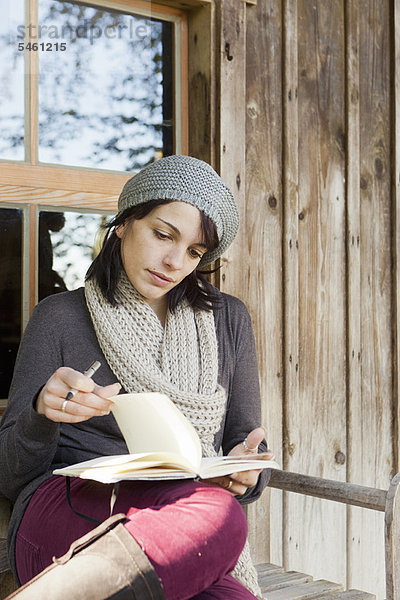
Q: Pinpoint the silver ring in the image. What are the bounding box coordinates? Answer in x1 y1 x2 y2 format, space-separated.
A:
61 399 69 413
227 479 233 490
242 438 258 453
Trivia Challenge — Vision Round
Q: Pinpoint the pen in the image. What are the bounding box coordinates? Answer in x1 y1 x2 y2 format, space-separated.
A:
65 360 101 401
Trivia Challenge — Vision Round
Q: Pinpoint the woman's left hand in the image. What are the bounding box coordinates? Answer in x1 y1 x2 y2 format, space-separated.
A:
201 427 275 496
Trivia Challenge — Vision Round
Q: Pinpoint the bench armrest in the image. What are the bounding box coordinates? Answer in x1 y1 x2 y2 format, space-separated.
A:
267 469 400 600
268 469 387 510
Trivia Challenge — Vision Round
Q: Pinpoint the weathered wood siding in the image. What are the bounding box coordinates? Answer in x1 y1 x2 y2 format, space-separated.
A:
215 0 395 597
285 0 348 586
245 0 284 564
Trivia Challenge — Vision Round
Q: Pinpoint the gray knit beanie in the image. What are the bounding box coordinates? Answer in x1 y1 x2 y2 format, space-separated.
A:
118 155 239 266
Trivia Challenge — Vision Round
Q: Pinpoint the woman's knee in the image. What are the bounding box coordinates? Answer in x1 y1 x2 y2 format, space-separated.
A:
125 481 248 564
189 483 248 554
124 483 248 597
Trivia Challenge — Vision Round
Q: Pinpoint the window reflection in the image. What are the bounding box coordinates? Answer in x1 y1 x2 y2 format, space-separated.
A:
0 1 25 160
38 0 174 171
39 212 68 300
0 208 23 398
39 210 109 299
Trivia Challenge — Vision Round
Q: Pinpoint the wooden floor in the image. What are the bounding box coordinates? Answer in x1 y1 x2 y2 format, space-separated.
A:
0 562 378 600
255 564 376 600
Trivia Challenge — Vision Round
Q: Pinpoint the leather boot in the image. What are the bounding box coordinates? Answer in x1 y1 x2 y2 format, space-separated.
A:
6 513 165 600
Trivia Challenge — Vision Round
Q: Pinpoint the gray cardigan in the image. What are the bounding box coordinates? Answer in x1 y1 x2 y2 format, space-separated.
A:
0 287 269 577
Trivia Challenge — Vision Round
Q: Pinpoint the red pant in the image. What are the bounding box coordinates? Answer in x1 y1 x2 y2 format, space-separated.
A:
16 476 257 600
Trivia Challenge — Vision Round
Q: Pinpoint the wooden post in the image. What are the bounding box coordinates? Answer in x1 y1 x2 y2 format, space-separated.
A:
187 4 215 166
385 473 400 600
215 0 247 294
187 4 217 284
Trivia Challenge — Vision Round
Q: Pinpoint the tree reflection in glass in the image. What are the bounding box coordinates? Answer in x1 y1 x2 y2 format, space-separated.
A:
0 208 23 398
39 210 110 299
0 1 25 160
38 0 173 171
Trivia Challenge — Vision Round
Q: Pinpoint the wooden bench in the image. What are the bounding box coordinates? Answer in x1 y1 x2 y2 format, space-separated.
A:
1 470 399 600
255 469 400 600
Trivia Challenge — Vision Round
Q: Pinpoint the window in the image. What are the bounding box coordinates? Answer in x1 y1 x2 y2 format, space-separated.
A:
37 1 174 171
0 2 25 160
38 209 112 300
3 0 186 169
0 0 188 406
0 207 26 400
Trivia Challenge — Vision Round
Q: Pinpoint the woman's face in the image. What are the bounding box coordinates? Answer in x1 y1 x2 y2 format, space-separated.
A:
116 201 207 308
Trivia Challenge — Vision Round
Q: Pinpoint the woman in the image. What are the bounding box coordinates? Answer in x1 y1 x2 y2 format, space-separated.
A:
0 155 272 600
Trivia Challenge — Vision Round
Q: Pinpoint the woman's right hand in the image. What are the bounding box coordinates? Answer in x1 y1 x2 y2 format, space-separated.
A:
35 367 121 423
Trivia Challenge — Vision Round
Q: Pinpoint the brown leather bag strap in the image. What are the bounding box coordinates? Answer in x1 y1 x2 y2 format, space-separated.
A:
54 512 128 565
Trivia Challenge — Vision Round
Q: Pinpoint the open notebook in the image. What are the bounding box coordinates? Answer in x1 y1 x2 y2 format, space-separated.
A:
53 392 278 483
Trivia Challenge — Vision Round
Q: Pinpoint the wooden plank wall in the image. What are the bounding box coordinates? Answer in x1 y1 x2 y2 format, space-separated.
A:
286 0 348 585
216 0 394 597
245 0 283 564
347 0 392 596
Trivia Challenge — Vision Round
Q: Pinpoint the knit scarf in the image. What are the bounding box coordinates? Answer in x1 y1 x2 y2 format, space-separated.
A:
85 272 262 599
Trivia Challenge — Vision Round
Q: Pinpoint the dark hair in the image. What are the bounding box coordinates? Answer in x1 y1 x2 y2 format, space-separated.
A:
86 199 222 311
